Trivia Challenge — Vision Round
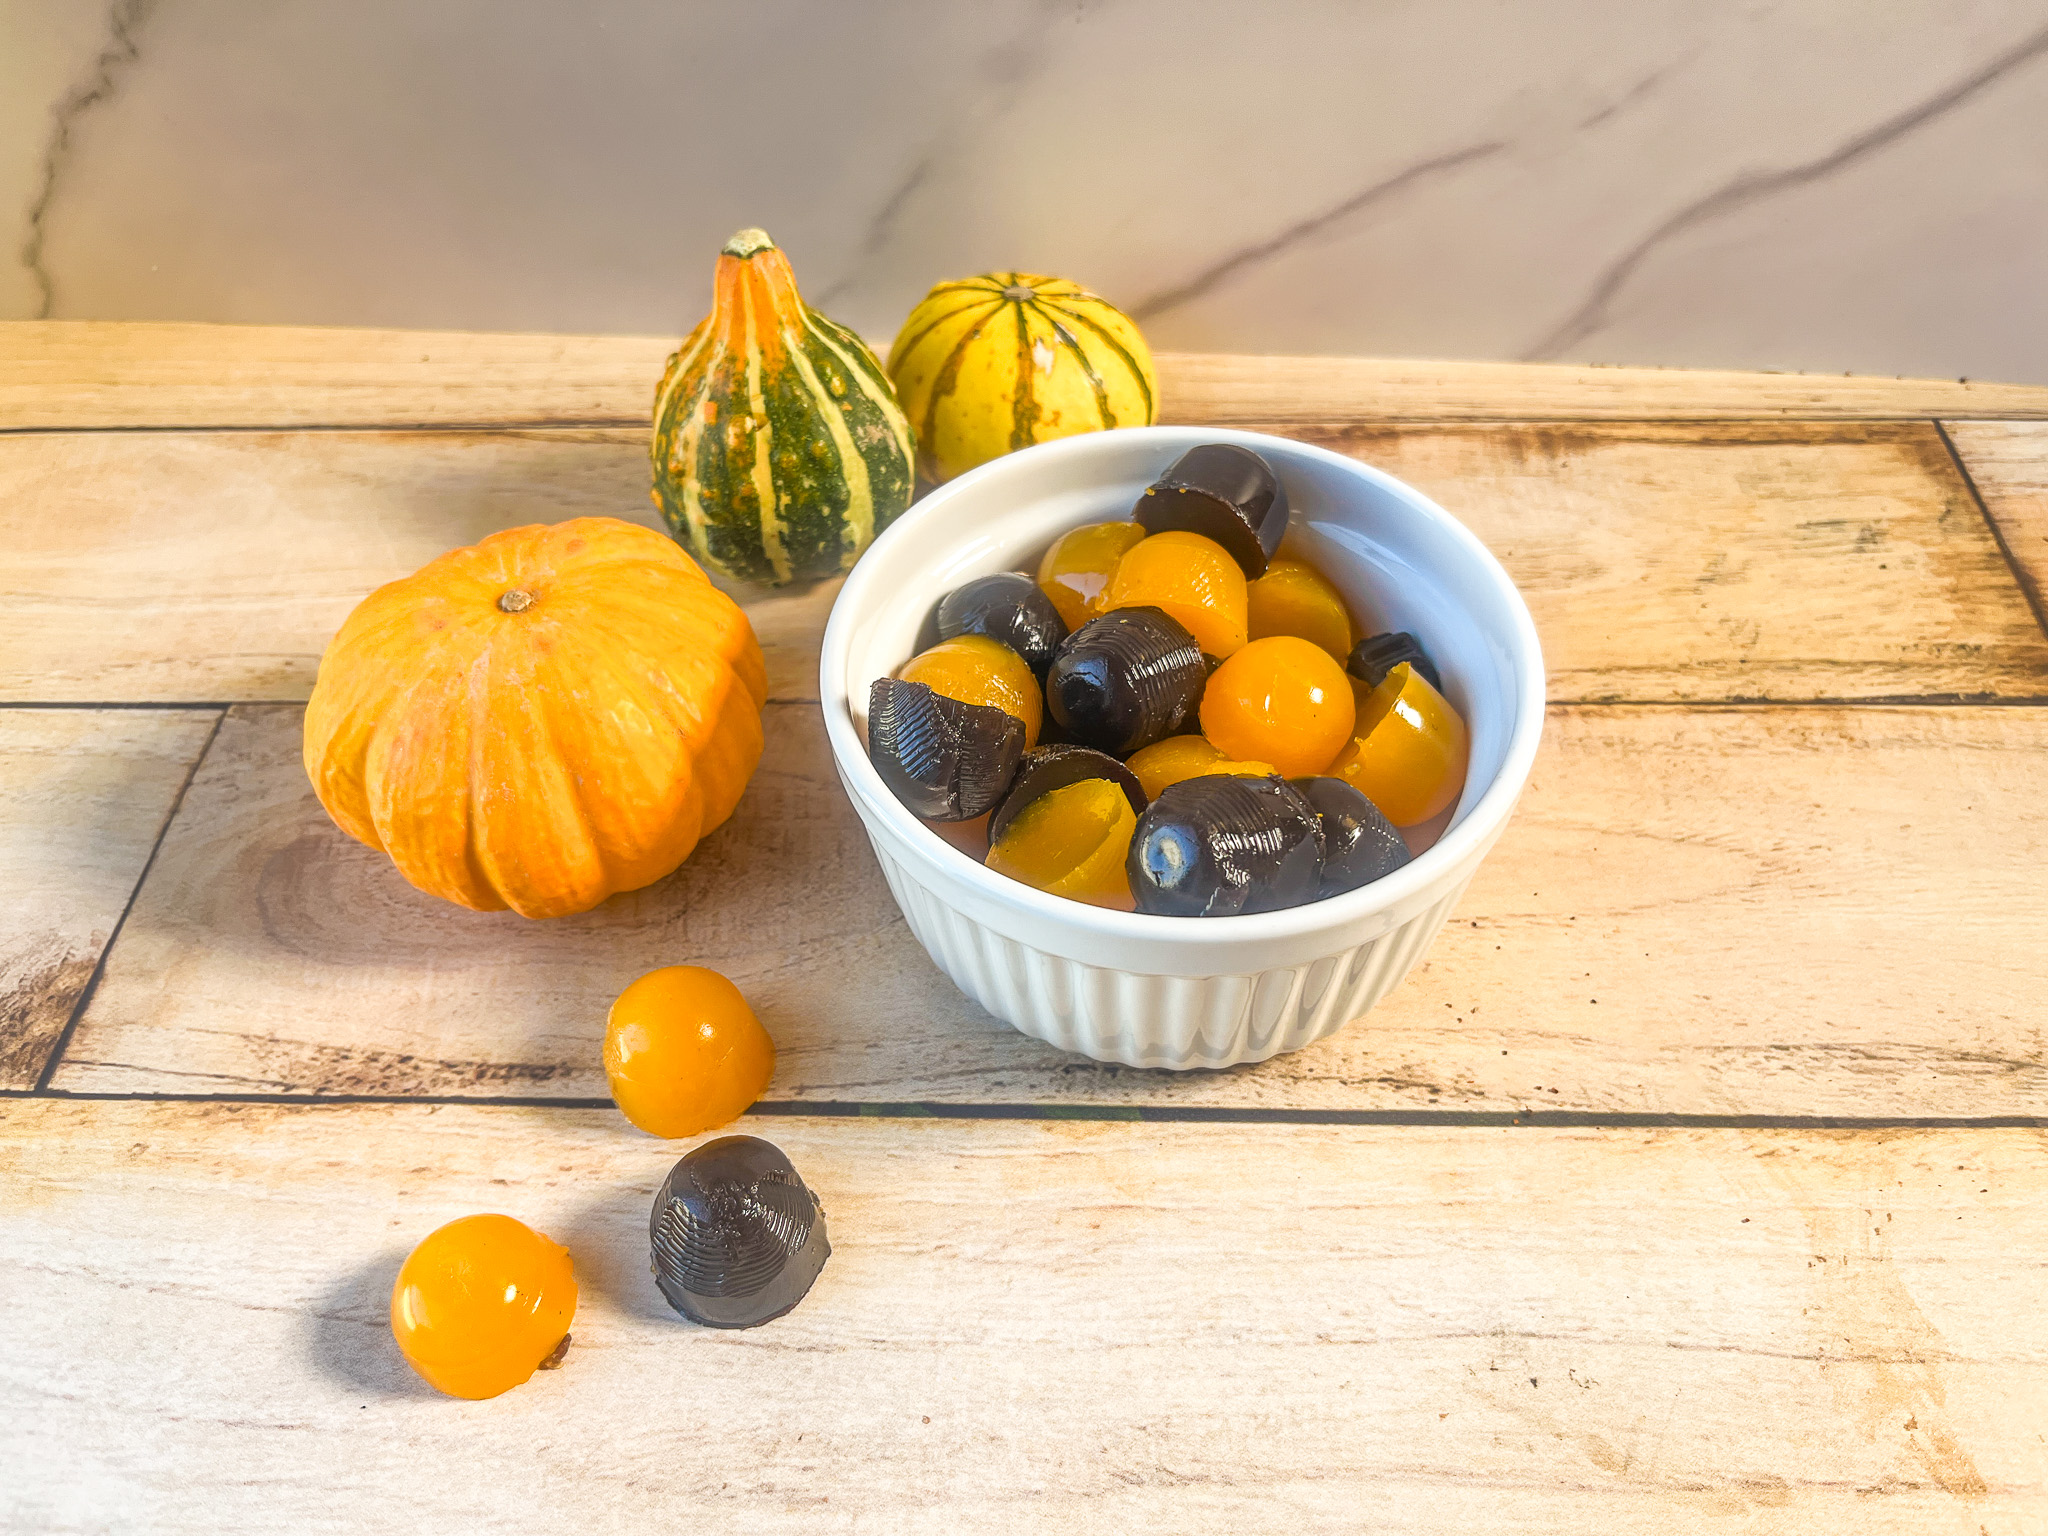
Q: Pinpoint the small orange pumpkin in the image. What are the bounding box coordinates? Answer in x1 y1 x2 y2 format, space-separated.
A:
304 517 766 919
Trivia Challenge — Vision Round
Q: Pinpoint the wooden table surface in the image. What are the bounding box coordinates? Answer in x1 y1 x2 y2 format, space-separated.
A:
5 321 2048 1533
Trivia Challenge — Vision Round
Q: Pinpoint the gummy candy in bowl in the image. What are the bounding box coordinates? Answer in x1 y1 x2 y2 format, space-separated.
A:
820 427 1543 1070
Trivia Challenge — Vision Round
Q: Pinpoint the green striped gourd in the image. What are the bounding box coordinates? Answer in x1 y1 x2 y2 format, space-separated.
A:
651 229 915 586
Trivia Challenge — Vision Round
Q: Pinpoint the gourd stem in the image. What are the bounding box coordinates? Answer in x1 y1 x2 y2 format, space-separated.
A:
722 228 777 259
498 589 535 613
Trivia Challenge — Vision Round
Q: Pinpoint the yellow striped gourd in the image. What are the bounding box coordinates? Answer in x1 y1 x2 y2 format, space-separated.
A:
651 229 915 586
886 272 1156 484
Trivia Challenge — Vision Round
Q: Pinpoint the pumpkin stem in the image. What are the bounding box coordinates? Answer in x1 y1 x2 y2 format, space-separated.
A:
498 589 536 613
538 1333 571 1370
721 228 776 259
1001 284 1035 302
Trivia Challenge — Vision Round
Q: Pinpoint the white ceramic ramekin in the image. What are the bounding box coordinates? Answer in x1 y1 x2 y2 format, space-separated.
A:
819 426 1544 1069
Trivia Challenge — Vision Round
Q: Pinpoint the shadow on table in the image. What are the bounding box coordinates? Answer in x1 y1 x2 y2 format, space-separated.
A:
556 1181 692 1329
305 1246 441 1400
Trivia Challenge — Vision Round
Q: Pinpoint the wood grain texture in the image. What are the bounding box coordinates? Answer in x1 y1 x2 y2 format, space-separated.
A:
50 702 2048 1118
2 1100 2043 1534
9 320 2048 429
1945 420 2048 637
0 709 218 1088
1303 422 2048 702
0 321 674 430
0 429 835 703
7 423 2045 706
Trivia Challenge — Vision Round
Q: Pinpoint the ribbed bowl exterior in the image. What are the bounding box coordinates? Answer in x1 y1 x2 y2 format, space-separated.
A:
858 815 1492 1069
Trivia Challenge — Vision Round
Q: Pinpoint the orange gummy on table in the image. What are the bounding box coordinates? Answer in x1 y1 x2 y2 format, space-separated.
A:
1102 530 1248 658
898 633 1042 749
1330 662 1470 826
1036 521 1148 632
1197 635 1354 777
1246 557 1356 661
603 964 777 1138
389 1213 578 1400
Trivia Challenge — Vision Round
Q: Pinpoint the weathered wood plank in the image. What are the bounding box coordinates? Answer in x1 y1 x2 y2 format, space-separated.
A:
0 429 835 703
1301 421 2048 701
1944 420 2048 638
1166 350 2048 426
0 709 218 1089
1 1100 2042 1533
6 423 2044 706
9 320 2048 429
50 702 2048 1117
0 321 674 431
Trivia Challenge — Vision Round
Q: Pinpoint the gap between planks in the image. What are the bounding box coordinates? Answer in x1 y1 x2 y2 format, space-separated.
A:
4 1087 2048 1130
12 412 2048 436
28 711 223 1092
1940 420 2048 643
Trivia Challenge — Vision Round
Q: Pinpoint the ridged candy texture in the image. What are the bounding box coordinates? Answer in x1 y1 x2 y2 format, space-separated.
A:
867 678 1024 821
1126 775 1324 917
652 229 916 585
650 1136 830 1330
1045 607 1206 756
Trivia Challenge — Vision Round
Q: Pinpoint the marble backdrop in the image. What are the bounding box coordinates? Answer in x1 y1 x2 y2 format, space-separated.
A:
5 0 2047 383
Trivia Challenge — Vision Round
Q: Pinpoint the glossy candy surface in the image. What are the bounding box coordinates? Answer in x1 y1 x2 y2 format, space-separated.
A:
986 778 1139 910
1331 661 1470 826
390 1214 577 1400
1248 558 1355 660
1291 776 1413 897
1036 521 1148 632
1126 774 1324 917
867 677 1024 820
936 572 1068 678
604 966 775 1138
1102 530 1249 658
927 811 992 861
899 633 1042 748
1132 443 1289 578
1125 734 1221 799
1199 635 1355 778
650 1136 830 1329
1125 735 1277 799
988 744 1146 844
1348 631 1442 693
1045 607 1206 756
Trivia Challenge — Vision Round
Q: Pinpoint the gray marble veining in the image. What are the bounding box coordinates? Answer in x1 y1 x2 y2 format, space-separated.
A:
5 0 2047 383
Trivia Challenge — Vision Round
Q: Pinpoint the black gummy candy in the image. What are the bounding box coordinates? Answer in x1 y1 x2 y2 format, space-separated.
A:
1289 776 1413 899
1045 607 1206 757
1347 631 1442 694
650 1136 830 1329
1127 774 1324 917
935 572 1068 678
1132 443 1290 578
867 676 1024 821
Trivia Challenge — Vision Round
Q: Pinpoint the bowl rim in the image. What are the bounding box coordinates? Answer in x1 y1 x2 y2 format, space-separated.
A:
818 424 1545 950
